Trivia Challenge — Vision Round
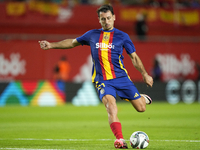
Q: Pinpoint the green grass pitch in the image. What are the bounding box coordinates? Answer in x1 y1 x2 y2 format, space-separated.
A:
0 102 200 150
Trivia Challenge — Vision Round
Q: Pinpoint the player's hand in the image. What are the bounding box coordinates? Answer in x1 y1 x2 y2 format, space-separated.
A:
143 73 153 87
38 40 51 50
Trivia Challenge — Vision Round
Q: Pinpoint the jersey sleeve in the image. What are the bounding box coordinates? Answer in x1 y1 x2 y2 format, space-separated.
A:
76 30 92 46
123 33 136 54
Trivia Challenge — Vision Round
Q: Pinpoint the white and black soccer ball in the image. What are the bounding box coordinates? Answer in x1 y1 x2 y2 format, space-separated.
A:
130 131 149 149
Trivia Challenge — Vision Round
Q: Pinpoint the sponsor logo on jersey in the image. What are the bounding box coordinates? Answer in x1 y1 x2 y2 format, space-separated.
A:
96 43 115 50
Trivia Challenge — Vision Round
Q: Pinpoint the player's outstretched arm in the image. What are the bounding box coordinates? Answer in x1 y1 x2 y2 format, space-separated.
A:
129 52 153 87
38 39 81 50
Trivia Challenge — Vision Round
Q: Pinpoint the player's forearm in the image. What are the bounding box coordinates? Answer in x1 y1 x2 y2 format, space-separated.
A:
50 39 75 49
129 53 153 86
129 53 147 76
133 58 147 76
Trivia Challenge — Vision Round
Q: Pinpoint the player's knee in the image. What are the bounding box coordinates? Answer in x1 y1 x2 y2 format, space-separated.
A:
136 105 146 112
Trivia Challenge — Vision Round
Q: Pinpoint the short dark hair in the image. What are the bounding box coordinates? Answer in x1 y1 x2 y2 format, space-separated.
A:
97 4 114 17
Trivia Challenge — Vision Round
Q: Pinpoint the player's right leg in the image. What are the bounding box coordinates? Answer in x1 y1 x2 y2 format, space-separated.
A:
114 138 128 149
102 94 119 124
95 80 128 148
102 95 128 149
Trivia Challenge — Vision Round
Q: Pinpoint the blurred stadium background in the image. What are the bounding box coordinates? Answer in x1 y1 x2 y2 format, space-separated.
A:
0 0 200 106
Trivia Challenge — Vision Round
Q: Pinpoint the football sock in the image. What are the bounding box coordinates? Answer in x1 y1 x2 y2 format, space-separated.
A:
110 122 124 139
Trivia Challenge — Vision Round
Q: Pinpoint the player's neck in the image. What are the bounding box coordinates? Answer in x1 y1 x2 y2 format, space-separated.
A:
102 27 115 32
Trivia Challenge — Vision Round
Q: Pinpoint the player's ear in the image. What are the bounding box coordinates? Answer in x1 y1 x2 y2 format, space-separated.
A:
113 15 116 21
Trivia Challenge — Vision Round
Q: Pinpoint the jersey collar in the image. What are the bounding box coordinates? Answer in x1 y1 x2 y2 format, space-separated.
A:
101 28 115 32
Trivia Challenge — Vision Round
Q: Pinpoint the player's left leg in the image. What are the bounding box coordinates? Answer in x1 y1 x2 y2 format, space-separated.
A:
130 94 152 112
130 96 146 112
141 94 152 105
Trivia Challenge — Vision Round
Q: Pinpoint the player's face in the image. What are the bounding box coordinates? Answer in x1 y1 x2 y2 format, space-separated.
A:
99 11 115 31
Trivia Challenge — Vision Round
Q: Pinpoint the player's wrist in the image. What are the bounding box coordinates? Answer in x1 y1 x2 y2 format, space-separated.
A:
142 72 148 77
49 43 56 49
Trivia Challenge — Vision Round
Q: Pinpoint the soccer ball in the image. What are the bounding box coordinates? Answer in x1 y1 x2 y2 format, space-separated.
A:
130 131 149 149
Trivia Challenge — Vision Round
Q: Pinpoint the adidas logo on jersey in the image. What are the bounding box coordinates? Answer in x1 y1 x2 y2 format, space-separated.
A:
96 43 115 50
134 93 139 98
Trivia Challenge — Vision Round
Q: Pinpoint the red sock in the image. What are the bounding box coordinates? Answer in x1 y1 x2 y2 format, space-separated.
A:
110 122 124 139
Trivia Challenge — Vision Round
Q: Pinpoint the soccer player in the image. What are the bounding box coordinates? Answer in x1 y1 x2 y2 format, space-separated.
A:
39 4 153 149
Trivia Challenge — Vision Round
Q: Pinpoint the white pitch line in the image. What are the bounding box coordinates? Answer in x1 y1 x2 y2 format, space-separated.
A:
0 148 74 150
0 138 114 142
152 139 200 143
0 138 200 143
